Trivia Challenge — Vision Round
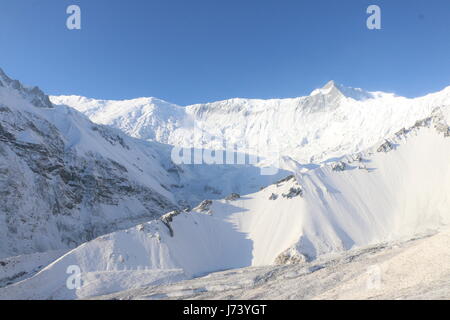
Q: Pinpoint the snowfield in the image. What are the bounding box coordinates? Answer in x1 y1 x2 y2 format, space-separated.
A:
1 67 449 300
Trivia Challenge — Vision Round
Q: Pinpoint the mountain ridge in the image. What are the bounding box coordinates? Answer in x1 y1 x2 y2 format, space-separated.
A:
52 81 450 164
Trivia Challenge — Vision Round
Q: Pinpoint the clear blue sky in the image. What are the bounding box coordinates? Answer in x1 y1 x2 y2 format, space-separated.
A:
1 0 449 105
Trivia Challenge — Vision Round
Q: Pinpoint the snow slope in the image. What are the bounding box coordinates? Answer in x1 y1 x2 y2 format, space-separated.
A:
97 228 450 300
315 228 450 300
52 81 450 164
0 250 68 288
3 110 448 299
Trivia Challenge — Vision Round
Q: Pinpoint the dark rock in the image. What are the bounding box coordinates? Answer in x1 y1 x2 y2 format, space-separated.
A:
331 161 346 171
195 200 213 214
269 193 278 200
161 210 182 237
275 175 295 185
282 187 303 199
225 193 240 201
377 140 393 153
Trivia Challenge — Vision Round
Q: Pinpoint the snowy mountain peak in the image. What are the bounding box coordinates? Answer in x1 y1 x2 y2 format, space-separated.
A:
311 80 374 101
0 68 53 109
322 80 338 90
0 67 7 79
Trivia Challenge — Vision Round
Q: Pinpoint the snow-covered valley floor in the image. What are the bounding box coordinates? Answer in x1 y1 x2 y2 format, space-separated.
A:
95 228 450 300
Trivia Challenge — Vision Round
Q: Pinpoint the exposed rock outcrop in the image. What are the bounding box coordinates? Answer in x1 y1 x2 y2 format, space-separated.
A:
331 161 347 171
225 193 240 201
377 140 393 153
282 187 303 199
194 200 213 214
274 246 308 265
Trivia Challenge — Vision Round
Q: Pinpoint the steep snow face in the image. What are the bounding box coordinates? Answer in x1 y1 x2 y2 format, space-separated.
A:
52 96 187 143
0 70 182 259
5 115 448 299
52 82 450 164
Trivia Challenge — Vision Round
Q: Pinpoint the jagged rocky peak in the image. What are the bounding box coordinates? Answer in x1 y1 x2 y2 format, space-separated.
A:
310 80 374 101
0 67 53 109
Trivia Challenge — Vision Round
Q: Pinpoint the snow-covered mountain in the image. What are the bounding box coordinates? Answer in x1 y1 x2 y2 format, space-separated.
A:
52 81 450 164
3 109 448 299
2 68 449 300
0 68 289 260
0 68 184 259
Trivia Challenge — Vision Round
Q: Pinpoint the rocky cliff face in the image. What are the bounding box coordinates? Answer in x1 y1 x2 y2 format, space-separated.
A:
0 69 178 258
